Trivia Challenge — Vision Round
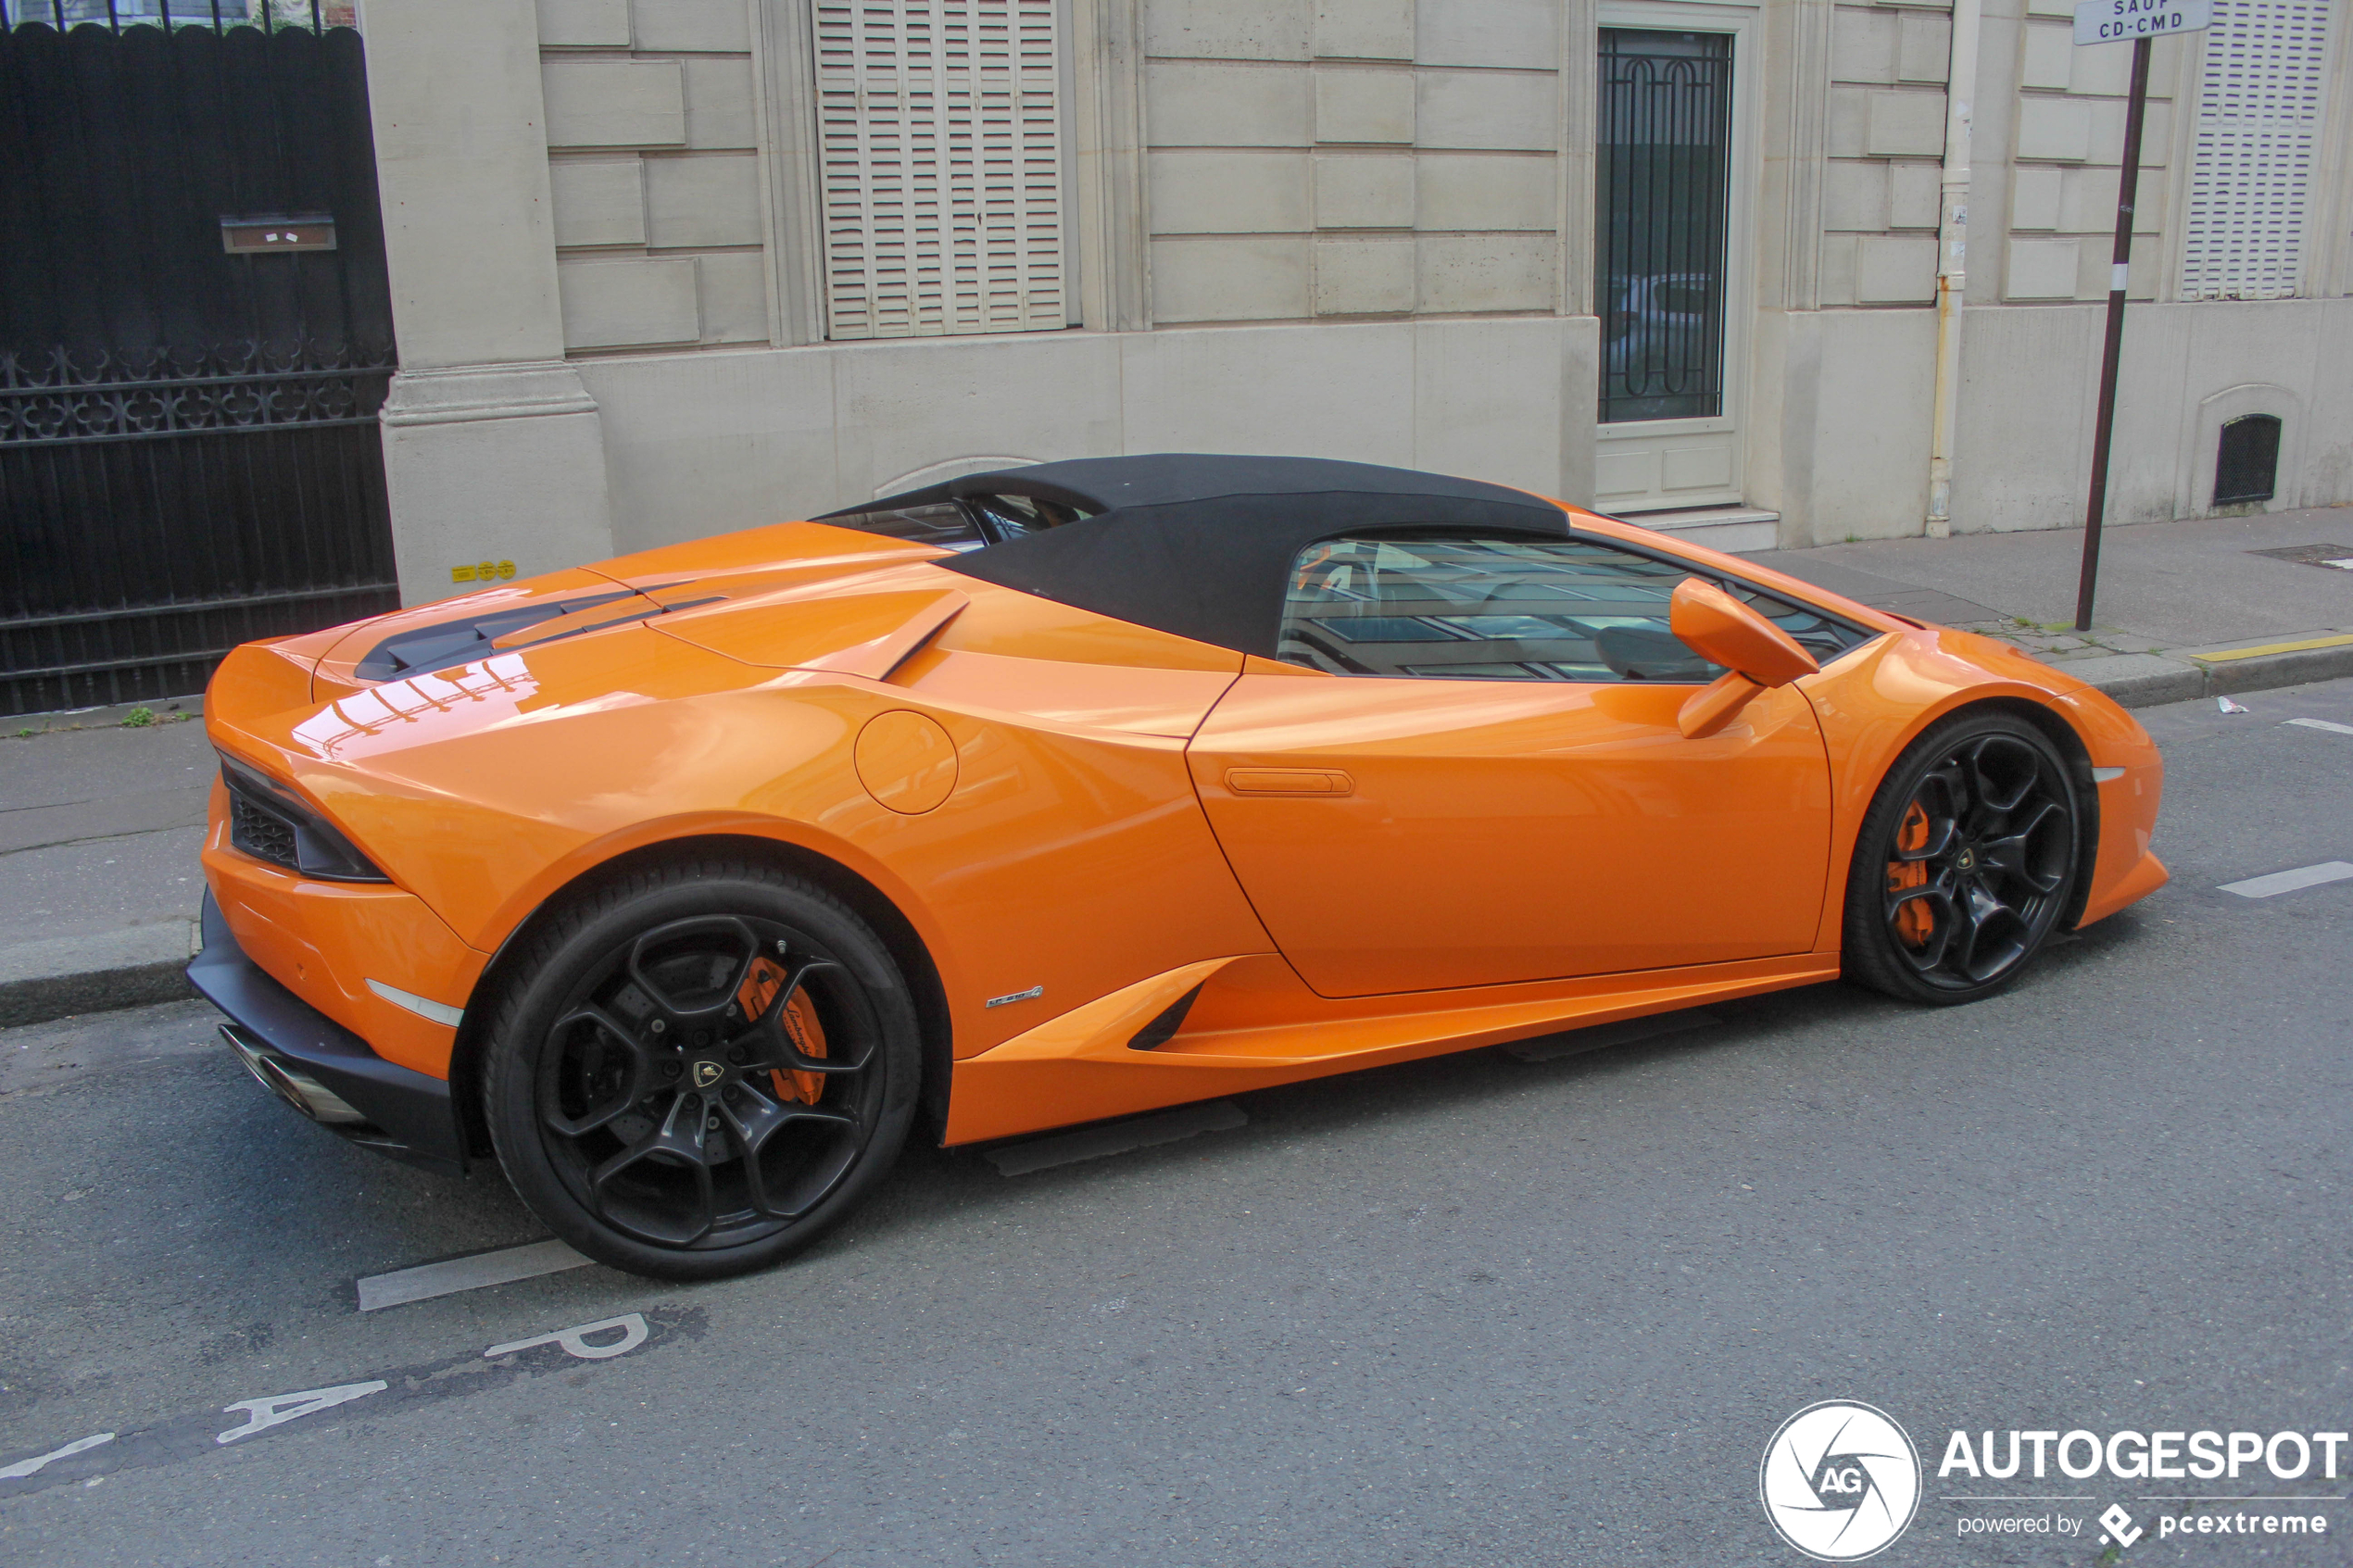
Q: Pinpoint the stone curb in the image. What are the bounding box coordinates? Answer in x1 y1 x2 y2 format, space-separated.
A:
6 694 205 738
2067 639 2353 709
0 922 200 1030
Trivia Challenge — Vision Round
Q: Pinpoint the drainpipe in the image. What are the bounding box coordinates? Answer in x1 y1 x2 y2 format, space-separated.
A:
1924 0 1984 538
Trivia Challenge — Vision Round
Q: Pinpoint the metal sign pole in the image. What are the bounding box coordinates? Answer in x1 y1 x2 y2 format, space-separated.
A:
2073 33 2153 632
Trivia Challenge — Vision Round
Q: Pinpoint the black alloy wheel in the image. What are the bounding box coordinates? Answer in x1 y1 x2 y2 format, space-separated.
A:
484 860 919 1281
1843 710 2083 1005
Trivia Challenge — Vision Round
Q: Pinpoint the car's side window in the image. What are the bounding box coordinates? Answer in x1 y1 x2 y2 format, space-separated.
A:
1277 531 1871 681
822 501 988 550
969 493 1089 537
1726 583 1874 665
822 493 1094 551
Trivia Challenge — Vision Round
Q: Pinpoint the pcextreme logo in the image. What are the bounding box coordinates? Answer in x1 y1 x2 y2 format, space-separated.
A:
1760 1401 1923 1561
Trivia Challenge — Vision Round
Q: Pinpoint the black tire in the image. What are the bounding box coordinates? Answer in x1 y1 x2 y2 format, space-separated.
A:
483 858 921 1282
1841 709 2082 1006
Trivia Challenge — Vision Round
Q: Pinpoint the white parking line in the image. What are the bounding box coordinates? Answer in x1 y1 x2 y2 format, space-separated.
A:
2286 717 2353 735
0 1433 113 1480
357 1238 594 1312
2218 861 2353 899
1505 1010 1724 1063
984 1101 1247 1176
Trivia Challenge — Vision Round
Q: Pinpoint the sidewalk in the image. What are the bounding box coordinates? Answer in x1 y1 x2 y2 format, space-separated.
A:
0 698 210 1029
1747 505 2353 705
4 507 2349 1033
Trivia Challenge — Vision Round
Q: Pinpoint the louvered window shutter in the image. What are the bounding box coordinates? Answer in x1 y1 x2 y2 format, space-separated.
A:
814 0 1067 339
2182 0 2332 300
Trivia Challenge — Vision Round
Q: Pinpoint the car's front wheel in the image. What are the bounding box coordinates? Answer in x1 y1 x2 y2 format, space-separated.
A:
483 859 920 1281
1842 710 2083 1006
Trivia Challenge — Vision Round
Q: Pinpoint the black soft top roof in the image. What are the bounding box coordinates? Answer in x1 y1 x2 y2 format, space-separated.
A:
860 453 1573 658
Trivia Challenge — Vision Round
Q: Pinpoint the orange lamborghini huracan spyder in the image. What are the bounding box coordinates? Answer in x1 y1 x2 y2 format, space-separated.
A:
191 455 2166 1279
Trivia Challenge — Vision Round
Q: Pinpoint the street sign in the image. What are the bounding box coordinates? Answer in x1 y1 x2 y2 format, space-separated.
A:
2064 0 2208 629
2073 0 2210 45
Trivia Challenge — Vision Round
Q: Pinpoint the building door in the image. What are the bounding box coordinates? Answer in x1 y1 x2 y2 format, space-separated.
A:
0 6 396 717
1592 18 1750 515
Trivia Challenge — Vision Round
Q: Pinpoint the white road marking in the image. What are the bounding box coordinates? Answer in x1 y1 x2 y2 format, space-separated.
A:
216 1382 386 1445
0 1432 113 1480
985 1100 1247 1176
1505 1010 1724 1063
357 1237 593 1312
2286 717 2353 735
485 1312 648 1361
2219 861 2353 899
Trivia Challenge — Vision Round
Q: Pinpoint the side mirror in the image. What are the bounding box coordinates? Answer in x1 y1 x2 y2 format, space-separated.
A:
1669 578 1820 738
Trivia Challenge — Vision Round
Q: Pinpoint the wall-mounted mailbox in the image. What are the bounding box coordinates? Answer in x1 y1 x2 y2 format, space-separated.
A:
220 215 336 254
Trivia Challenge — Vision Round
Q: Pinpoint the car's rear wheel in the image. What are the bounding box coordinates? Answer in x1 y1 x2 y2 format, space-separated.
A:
483 859 920 1281
1842 710 2082 1006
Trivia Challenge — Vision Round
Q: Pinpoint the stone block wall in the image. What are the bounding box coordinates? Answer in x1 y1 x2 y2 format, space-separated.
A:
1818 0 1949 307
1998 0 2175 303
1140 0 1565 325
536 0 771 353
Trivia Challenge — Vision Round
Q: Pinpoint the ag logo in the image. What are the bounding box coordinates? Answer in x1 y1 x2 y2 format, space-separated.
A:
691 1060 725 1089
1760 1400 1921 1561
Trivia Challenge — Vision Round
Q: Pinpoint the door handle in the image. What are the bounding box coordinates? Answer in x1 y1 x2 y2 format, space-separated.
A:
1223 767 1353 797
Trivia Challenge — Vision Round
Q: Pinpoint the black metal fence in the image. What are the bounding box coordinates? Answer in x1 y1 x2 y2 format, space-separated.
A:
1596 29 1733 425
0 8 395 716
0 3 350 33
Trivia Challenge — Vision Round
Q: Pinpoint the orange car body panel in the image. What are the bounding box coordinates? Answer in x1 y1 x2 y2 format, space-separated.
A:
201 503 2167 1145
199 780 484 1078
207 549 1276 1084
1188 674 1832 995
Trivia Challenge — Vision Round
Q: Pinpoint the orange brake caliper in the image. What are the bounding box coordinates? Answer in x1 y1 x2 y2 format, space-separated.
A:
736 957 827 1105
1886 801 1932 947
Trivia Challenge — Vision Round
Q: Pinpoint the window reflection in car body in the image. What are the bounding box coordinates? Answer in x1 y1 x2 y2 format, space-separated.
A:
1277 532 1870 681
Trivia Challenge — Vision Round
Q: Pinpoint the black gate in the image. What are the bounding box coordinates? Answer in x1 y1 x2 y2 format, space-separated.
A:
0 2 396 717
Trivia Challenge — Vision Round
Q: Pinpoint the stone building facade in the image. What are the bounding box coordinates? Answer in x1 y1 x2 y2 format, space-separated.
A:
359 0 2353 603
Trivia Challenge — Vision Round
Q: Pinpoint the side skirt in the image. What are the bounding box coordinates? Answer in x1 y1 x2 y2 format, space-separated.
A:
944 950 1838 1144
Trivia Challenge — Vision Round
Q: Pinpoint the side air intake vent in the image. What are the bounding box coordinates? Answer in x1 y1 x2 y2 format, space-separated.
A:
1127 985 1203 1051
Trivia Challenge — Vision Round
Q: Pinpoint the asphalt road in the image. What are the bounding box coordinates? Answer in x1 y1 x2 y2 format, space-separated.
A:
1 679 2348 1568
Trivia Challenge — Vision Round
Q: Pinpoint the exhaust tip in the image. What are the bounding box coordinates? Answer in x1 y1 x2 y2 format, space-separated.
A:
219 1023 371 1126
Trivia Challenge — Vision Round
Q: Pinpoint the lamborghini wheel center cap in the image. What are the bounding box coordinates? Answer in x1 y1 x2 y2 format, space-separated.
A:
690 1058 728 1090
1955 846 1978 873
